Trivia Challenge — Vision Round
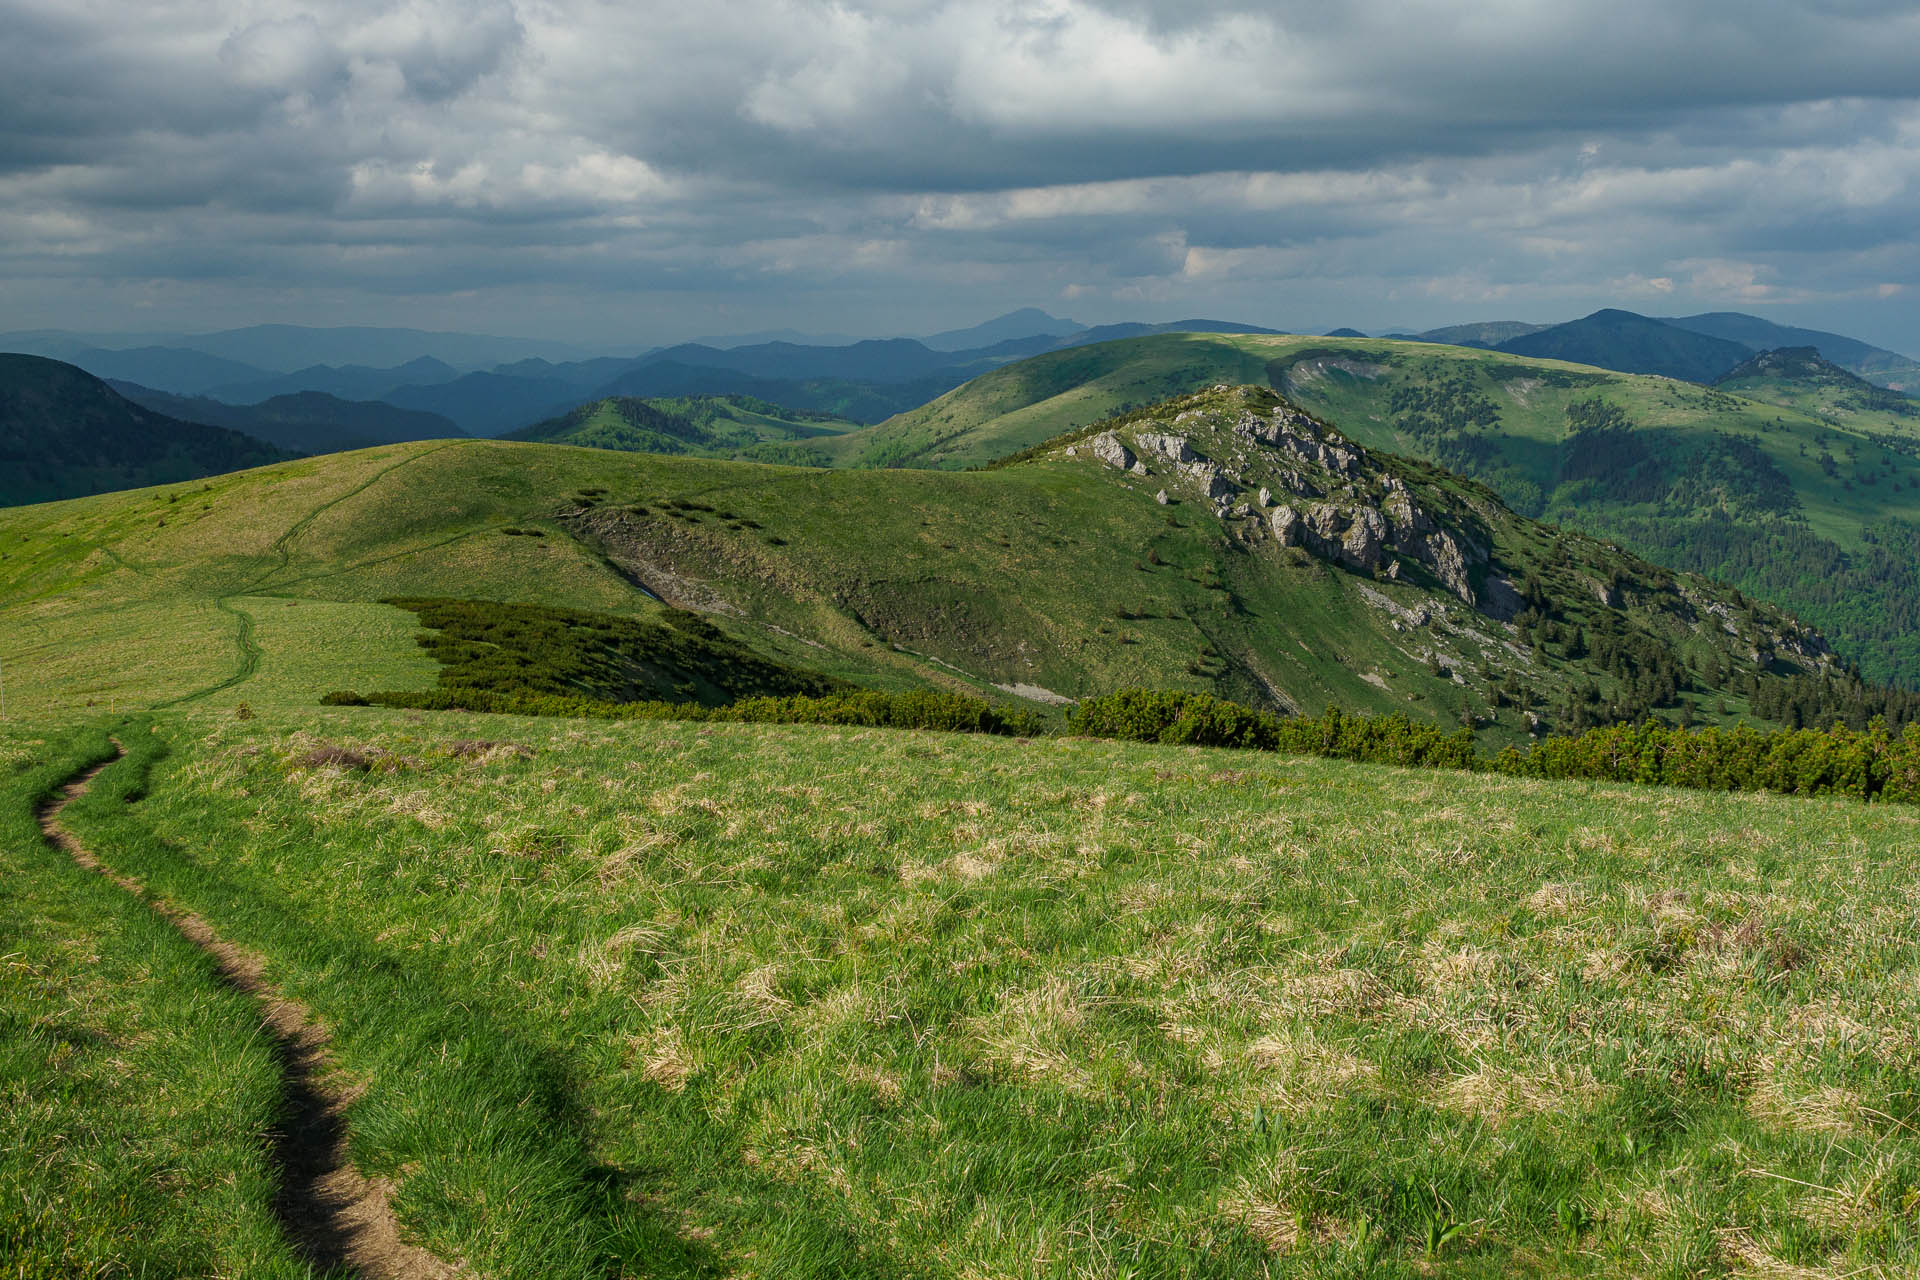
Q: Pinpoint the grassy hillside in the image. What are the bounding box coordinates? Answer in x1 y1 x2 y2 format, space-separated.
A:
845 334 1920 684
1669 312 1920 392
588 361 966 427
0 384 1843 739
814 334 1277 467
1713 348 1920 429
0 355 293 506
15 706 1920 1277
506 394 857 460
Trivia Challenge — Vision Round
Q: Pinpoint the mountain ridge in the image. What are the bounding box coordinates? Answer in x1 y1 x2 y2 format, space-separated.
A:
1494 309 1754 383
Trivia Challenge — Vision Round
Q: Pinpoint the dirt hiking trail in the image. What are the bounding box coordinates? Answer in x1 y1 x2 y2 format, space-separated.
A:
38 748 462 1280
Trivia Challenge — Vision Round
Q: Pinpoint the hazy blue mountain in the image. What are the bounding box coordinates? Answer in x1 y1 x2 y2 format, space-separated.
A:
0 355 291 506
685 328 865 348
55 346 274 396
109 383 465 454
206 356 463 405
0 329 196 362
1495 309 1753 383
1323 327 1370 338
380 372 584 437
0 324 616 375
920 308 1082 351
157 324 610 371
1663 313 1920 391
634 338 973 384
488 356 650 390
1416 321 1553 348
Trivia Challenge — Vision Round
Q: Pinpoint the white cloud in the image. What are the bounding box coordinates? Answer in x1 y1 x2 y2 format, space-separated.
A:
0 0 1916 349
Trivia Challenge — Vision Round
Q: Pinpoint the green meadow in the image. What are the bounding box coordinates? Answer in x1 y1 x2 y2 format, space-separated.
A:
0 430 1702 738
7 706 1920 1277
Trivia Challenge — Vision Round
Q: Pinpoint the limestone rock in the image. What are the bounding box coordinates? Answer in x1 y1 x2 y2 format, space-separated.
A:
1235 407 1363 477
1139 432 1197 464
1293 503 1384 571
1155 489 1170 505
1383 488 1434 543
1185 462 1238 502
1270 504 1300 545
1090 431 1136 470
1422 530 1476 604
1340 507 1386 570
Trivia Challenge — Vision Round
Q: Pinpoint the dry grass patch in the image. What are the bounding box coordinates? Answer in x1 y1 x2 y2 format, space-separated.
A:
1436 1062 1609 1128
1241 1026 1378 1116
633 1024 700 1091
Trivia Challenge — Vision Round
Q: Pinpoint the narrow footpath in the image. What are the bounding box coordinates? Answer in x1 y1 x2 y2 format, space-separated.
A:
38 749 461 1280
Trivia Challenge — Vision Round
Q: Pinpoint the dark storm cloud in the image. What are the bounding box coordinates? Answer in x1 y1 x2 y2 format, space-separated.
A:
0 0 1915 348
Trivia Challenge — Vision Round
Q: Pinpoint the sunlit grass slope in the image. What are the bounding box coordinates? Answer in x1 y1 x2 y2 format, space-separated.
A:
42 705 1920 1278
4 424 1732 737
840 334 1920 682
506 393 859 461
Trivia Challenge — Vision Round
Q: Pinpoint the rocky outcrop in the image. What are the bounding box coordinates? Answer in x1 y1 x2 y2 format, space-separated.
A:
1420 531 1477 603
1235 407 1364 477
1090 431 1135 470
1139 432 1197 464
1089 389 1507 614
1271 504 1300 545
1290 503 1388 571
1185 461 1238 502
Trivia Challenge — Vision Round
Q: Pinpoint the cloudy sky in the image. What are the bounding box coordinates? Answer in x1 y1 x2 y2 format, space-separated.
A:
3 0 1917 351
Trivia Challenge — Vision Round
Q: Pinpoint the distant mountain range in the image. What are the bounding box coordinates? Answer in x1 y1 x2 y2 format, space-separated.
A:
0 324 616 378
204 356 463 405
4 308 1914 446
1397 310 1920 391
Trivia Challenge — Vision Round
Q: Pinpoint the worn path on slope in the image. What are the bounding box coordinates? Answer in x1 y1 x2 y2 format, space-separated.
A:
37 747 462 1280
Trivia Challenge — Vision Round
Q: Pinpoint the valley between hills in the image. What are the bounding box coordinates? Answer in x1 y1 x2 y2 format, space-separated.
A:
8 319 1920 1278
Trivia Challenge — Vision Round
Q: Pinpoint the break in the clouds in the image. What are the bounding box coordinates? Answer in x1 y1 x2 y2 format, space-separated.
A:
1 0 1916 350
